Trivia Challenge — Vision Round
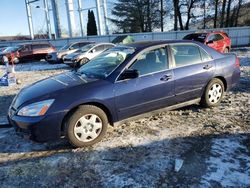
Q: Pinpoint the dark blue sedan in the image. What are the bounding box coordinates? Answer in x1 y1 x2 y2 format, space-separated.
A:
8 40 240 147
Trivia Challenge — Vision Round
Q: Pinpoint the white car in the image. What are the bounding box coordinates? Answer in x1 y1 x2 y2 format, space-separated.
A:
46 41 94 63
63 43 115 67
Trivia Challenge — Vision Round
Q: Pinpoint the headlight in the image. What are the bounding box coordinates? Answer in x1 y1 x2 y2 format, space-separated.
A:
17 99 54 117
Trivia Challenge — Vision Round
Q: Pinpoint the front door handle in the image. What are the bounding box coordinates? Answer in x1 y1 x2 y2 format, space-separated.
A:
203 64 213 70
160 74 172 81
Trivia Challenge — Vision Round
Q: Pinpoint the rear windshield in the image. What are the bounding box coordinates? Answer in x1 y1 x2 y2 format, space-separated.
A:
183 33 207 43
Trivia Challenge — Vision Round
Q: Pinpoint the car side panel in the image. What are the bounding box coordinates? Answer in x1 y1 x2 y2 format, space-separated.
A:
214 55 240 90
114 70 175 120
173 60 215 103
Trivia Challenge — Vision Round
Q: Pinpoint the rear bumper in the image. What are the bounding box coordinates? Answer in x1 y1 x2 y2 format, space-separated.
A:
8 112 66 142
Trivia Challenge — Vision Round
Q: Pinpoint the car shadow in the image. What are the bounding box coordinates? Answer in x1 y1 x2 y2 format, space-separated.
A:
0 132 249 187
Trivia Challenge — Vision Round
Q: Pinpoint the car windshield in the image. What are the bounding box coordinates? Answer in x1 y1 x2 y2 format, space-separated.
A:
77 46 135 79
60 44 71 51
183 33 207 43
80 44 96 53
3 46 20 53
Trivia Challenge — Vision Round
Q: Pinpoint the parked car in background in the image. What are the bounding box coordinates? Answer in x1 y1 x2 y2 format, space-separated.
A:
46 41 94 64
0 45 7 52
63 42 115 67
0 46 20 64
8 40 240 147
183 31 231 53
0 42 55 64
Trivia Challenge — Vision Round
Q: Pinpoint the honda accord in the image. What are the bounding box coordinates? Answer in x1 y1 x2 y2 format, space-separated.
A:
8 40 240 147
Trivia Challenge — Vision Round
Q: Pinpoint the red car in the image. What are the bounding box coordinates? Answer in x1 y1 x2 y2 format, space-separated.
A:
0 42 56 64
183 31 231 53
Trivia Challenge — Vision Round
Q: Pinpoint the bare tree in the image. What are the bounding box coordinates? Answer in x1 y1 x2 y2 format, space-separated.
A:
185 0 197 30
225 0 232 27
214 0 219 28
173 0 179 30
220 0 227 28
235 0 243 26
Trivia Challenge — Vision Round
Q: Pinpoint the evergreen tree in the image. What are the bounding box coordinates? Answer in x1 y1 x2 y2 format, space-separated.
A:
111 0 165 33
87 10 98 36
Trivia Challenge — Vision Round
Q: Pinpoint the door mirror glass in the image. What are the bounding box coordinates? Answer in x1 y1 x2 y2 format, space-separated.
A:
119 69 139 80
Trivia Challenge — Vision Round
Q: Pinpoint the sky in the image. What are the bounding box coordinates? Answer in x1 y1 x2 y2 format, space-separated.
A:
0 0 112 37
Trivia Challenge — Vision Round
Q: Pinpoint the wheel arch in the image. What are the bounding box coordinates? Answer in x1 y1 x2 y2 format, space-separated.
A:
213 76 227 91
61 102 114 133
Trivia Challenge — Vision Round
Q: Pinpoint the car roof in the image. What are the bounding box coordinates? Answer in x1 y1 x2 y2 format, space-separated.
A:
71 41 95 44
17 42 52 46
122 40 201 50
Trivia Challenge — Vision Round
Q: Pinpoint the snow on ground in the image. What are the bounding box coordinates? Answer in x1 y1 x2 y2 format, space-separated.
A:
0 48 249 187
202 136 250 187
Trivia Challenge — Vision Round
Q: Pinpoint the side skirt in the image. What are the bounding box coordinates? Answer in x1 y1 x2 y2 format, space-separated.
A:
114 98 201 126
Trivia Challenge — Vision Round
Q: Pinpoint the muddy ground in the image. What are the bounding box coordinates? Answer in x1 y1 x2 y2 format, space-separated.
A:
0 49 249 187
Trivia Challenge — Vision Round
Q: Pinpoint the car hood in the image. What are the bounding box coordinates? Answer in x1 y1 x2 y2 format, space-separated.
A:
12 71 97 109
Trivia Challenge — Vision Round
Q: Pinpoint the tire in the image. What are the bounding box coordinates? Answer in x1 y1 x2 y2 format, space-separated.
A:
77 58 89 67
200 78 225 108
223 47 229 53
66 105 108 147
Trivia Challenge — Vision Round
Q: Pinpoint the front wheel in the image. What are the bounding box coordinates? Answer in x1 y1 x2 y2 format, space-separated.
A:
200 78 225 108
66 105 108 147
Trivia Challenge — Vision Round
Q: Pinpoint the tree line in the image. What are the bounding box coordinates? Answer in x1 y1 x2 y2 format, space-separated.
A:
111 0 246 33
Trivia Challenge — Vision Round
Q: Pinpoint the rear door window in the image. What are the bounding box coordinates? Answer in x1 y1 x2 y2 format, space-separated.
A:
93 45 105 52
71 43 80 49
199 48 212 62
79 43 88 47
104 44 114 49
170 44 202 67
32 44 50 49
215 34 224 41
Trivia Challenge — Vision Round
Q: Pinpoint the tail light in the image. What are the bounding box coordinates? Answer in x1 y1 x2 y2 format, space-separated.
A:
235 56 240 68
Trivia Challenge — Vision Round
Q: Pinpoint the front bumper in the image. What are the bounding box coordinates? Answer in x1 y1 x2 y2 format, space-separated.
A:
8 112 66 142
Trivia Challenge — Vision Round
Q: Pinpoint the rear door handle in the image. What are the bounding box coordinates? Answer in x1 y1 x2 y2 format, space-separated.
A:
160 74 172 81
203 64 213 70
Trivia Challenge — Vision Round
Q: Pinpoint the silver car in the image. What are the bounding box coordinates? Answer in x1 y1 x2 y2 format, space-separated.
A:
46 41 94 63
63 43 115 67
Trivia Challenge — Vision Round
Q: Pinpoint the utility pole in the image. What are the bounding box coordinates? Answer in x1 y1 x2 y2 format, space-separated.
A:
77 0 84 37
51 0 61 38
25 0 37 39
95 0 103 35
43 0 52 39
103 0 109 35
160 0 164 32
203 0 206 29
66 0 76 37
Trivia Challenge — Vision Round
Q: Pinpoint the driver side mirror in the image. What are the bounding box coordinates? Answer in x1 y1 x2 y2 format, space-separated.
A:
119 69 139 81
91 49 96 53
69 47 74 50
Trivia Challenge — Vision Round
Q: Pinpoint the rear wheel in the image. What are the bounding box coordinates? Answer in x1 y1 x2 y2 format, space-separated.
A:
200 78 224 108
66 105 108 147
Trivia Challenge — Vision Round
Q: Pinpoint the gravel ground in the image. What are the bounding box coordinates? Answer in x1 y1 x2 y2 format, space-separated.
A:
0 49 249 187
